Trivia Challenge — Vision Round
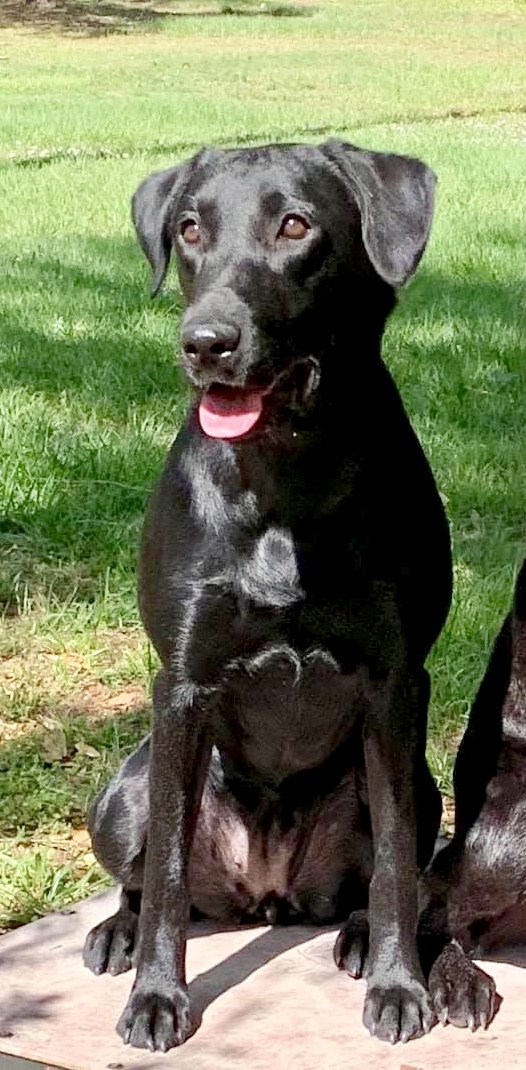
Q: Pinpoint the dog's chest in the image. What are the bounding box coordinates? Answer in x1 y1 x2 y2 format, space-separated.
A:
234 523 305 610
217 643 364 780
183 523 365 778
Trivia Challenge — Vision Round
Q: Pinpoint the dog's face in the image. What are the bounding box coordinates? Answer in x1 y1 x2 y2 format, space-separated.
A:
132 142 435 439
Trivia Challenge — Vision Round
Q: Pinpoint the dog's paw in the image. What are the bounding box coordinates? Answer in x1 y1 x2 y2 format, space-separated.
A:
333 910 369 978
116 986 193 1052
363 974 436 1043
429 941 497 1031
83 909 138 976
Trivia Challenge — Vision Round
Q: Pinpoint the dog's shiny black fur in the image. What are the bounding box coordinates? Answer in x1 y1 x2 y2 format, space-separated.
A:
83 141 454 1050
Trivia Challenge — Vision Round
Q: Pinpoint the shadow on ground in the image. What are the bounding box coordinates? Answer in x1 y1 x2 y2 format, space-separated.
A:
194 921 328 1022
0 0 308 36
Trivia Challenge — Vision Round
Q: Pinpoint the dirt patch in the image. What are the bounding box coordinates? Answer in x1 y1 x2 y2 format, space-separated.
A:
0 627 150 738
62 679 146 715
0 677 148 739
12 824 93 863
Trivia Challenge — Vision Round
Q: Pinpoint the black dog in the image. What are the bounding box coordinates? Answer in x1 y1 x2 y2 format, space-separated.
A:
421 556 526 1023
83 141 453 1050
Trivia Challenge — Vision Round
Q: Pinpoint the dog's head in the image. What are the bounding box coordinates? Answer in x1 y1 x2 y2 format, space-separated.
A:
132 141 435 439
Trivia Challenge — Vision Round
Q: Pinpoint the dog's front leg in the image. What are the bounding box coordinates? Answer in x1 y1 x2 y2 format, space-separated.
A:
116 670 211 1052
361 670 435 1044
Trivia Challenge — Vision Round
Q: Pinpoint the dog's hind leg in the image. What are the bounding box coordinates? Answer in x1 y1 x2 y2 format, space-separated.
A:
83 737 150 976
293 768 372 930
420 563 526 1029
83 887 142 976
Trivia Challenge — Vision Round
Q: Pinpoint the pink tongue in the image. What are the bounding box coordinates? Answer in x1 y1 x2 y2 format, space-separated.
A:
198 389 264 439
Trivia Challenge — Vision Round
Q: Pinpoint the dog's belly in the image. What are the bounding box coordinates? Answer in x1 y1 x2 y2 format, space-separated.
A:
216 643 364 782
190 789 302 921
189 757 369 925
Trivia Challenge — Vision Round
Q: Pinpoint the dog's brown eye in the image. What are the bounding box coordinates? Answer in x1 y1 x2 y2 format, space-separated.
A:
280 215 310 240
181 220 200 245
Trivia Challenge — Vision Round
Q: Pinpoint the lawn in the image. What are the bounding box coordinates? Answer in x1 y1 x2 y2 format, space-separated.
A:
0 0 525 928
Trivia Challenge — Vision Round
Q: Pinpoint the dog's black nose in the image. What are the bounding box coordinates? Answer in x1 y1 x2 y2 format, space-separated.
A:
182 322 241 364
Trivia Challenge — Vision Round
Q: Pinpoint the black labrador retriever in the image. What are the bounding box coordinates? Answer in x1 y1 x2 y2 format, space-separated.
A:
421 556 526 1022
83 140 453 1050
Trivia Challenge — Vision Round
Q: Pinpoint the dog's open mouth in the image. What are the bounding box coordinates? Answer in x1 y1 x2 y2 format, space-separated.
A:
198 385 266 439
197 359 321 440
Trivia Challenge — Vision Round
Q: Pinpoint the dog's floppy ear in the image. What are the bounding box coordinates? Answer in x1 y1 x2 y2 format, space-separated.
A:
131 164 185 296
322 140 436 286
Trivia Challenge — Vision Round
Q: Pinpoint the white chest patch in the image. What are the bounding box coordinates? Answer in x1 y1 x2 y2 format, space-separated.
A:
236 526 303 609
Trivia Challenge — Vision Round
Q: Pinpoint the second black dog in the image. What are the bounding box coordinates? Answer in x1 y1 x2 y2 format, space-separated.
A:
84 140 453 1049
421 556 526 1025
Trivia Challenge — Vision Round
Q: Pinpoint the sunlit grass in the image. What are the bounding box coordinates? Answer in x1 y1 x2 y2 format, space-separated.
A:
1 0 525 159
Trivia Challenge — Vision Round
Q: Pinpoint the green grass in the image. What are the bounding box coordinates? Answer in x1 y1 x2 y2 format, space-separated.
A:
0 707 151 926
1 0 525 928
2 0 526 161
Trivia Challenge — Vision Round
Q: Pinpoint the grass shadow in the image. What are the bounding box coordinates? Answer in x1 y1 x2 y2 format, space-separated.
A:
0 233 187 617
0 0 309 36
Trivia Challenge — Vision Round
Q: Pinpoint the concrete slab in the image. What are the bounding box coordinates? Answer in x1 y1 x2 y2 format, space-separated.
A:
1 889 526 1070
